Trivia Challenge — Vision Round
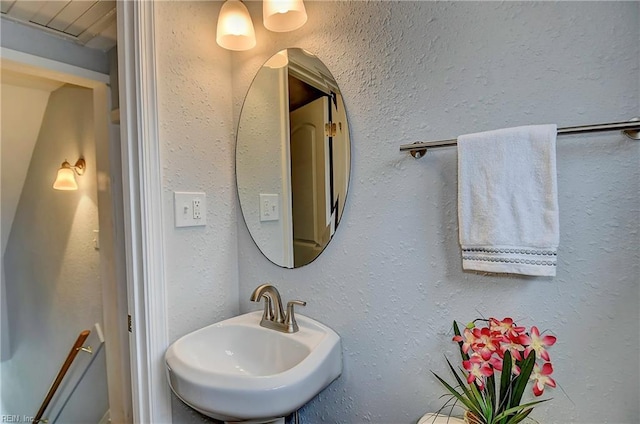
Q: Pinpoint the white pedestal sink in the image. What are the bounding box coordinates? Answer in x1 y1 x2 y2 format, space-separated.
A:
165 311 342 423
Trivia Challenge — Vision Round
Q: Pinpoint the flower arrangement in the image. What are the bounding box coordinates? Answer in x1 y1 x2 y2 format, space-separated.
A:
433 318 557 424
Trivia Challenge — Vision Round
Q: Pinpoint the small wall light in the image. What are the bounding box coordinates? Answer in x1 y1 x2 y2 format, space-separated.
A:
53 158 85 191
263 0 307 32
216 0 256 51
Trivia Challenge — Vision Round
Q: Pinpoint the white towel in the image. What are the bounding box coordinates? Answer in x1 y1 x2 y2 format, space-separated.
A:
457 124 559 277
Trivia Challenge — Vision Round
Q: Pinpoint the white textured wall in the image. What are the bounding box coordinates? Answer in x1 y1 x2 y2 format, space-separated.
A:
153 2 239 422
0 84 51 255
0 83 51 363
232 2 639 424
1 85 108 419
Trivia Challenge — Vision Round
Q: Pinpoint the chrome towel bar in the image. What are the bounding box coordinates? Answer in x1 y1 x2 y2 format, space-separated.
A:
400 118 640 158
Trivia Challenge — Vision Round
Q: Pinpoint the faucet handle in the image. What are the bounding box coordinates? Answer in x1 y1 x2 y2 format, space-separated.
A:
284 300 306 333
287 300 306 309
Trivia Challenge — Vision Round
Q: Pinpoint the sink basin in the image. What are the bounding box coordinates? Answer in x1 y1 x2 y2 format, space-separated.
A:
165 311 342 423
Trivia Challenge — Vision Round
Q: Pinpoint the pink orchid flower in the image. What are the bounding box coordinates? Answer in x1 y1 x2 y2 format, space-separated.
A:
522 326 557 361
530 362 556 396
499 333 527 361
472 327 500 360
453 328 477 354
471 350 503 372
489 355 503 372
463 355 494 390
490 317 526 338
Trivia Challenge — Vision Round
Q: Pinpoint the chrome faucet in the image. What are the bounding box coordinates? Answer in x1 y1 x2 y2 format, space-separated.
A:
250 284 306 333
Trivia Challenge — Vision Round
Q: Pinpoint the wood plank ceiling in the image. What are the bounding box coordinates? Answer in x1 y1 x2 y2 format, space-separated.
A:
0 0 117 50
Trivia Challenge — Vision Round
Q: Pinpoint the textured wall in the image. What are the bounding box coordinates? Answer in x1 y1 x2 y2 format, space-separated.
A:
0 84 51 256
0 83 51 363
1 85 108 419
232 2 639 424
153 2 239 422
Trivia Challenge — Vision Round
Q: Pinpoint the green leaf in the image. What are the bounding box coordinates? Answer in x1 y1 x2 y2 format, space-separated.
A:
509 351 536 407
433 394 458 420
494 399 548 422
468 380 489 416
497 351 514 422
453 320 462 335
506 407 533 424
499 351 512 404
510 352 536 408
483 400 494 424
432 371 480 415
487 372 496 416
445 358 478 409
453 321 470 361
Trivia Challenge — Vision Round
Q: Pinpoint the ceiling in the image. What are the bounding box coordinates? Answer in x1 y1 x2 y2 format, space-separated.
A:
0 0 117 51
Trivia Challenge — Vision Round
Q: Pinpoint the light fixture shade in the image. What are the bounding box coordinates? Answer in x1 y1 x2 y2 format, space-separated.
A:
53 164 78 191
216 0 256 51
263 0 307 32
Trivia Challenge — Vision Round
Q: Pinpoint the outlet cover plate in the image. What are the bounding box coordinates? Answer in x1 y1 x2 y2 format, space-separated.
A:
259 193 279 222
174 192 207 227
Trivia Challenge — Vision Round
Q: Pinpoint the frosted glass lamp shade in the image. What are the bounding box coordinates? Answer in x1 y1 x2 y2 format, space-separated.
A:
53 158 85 191
53 165 78 191
263 0 307 32
216 0 256 51
264 50 289 69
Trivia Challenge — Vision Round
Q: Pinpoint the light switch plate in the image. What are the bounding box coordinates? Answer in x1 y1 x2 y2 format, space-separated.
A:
174 192 207 227
259 193 279 222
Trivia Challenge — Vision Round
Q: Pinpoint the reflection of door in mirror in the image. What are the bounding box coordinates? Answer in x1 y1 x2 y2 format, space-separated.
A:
236 48 351 269
290 97 330 267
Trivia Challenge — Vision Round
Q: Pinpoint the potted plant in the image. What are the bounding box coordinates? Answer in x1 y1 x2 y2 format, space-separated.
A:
432 317 557 424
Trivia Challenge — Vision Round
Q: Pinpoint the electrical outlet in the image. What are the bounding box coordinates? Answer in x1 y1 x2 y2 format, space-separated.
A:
193 198 202 219
174 192 207 227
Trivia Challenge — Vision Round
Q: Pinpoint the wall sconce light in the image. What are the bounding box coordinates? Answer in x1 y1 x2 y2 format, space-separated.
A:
216 0 307 51
263 0 307 32
53 158 85 191
216 0 256 51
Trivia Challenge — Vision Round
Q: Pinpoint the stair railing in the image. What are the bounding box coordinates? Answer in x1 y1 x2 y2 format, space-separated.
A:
32 330 92 424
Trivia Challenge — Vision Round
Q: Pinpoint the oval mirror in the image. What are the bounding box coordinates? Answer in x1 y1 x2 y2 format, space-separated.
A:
236 48 351 268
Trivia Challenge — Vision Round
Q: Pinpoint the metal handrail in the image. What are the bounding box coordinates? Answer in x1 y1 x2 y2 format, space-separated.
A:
32 330 91 424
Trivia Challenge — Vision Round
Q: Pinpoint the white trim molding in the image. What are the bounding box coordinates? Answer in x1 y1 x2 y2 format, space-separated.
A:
117 1 171 422
0 47 110 87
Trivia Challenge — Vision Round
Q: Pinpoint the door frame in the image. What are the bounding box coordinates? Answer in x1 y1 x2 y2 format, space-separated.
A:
2 1 171 420
0 46 132 420
116 1 171 422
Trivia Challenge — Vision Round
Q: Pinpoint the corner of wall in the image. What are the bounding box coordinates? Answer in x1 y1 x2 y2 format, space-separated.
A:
153 0 239 344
